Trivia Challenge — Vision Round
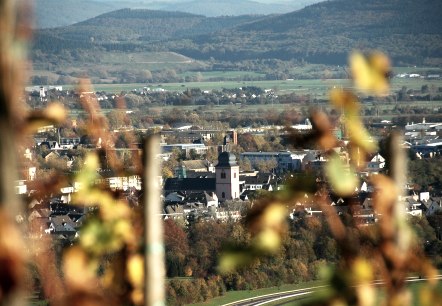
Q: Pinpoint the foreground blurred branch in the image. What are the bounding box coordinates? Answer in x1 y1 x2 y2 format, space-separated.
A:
0 0 29 305
0 0 24 219
144 135 165 305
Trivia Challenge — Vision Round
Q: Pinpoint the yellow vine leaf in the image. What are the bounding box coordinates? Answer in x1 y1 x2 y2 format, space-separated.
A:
329 88 360 115
352 258 373 283
127 254 144 289
350 51 391 95
346 118 378 153
253 228 282 252
63 246 97 290
325 155 358 196
218 251 254 274
44 102 67 123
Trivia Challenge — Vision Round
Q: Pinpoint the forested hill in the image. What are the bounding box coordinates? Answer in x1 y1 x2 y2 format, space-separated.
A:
34 0 322 28
33 9 265 51
172 0 442 65
33 0 442 66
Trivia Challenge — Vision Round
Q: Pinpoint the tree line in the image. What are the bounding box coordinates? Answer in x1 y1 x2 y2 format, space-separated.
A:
163 211 442 305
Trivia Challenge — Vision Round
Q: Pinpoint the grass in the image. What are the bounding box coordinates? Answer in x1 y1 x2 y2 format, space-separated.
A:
393 66 442 74
179 70 267 81
99 51 192 64
60 76 440 96
65 99 441 124
261 279 442 306
188 280 325 306
32 51 206 79
62 79 347 96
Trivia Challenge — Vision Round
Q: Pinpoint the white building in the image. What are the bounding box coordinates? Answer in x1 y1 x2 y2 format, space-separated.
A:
240 151 309 173
216 152 240 201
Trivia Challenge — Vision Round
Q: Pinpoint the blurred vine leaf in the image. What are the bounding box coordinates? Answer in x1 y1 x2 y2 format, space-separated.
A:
63 246 98 291
218 199 287 273
330 88 377 155
72 152 135 256
127 254 144 305
325 154 358 196
0 212 26 302
350 51 391 95
24 102 67 134
218 51 440 306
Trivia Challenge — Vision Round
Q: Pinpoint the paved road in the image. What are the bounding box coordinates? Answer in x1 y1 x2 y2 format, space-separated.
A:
223 276 442 306
221 286 326 306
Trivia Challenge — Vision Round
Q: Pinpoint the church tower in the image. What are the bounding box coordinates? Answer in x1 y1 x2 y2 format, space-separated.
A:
215 152 240 202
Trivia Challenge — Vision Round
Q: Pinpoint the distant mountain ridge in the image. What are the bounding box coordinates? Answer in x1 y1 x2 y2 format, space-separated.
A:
34 0 323 28
158 0 295 17
33 0 442 66
35 9 265 45
171 0 442 65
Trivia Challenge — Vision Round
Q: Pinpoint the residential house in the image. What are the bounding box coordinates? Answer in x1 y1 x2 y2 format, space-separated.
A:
59 137 81 149
240 150 308 173
161 143 208 158
420 197 441 216
365 153 385 174
403 197 423 217
214 207 242 222
47 215 78 238
163 204 185 220
240 173 275 192
15 180 27 195
97 169 142 191
164 192 186 204
164 177 216 194
184 191 218 208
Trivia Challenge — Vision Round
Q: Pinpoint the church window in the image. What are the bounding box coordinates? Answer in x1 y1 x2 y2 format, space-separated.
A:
221 171 226 179
222 192 225 198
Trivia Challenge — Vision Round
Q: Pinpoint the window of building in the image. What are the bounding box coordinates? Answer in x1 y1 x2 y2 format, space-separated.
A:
234 172 236 178
222 192 225 198
221 171 226 179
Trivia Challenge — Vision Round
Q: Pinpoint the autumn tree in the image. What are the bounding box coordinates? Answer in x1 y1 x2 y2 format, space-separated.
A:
164 219 189 277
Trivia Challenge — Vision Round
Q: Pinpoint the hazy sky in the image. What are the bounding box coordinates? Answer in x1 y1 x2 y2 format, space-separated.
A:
95 0 323 3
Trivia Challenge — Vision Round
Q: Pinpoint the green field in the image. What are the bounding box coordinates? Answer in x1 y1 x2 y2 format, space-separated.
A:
32 51 205 75
189 281 325 306
93 79 344 94
97 51 203 71
179 70 267 81
189 279 441 306
393 66 442 74
63 76 441 96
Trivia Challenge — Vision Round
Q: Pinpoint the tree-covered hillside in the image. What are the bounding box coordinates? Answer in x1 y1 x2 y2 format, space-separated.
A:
172 0 442 65
34 0 320 28
34 9 264 45
32 0 442 67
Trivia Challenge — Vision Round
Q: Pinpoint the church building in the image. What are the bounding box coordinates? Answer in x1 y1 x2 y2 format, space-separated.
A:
164 152 240 203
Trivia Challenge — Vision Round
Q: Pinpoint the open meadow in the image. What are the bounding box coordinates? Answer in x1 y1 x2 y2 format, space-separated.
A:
189 278 442 306
64 76 441 96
